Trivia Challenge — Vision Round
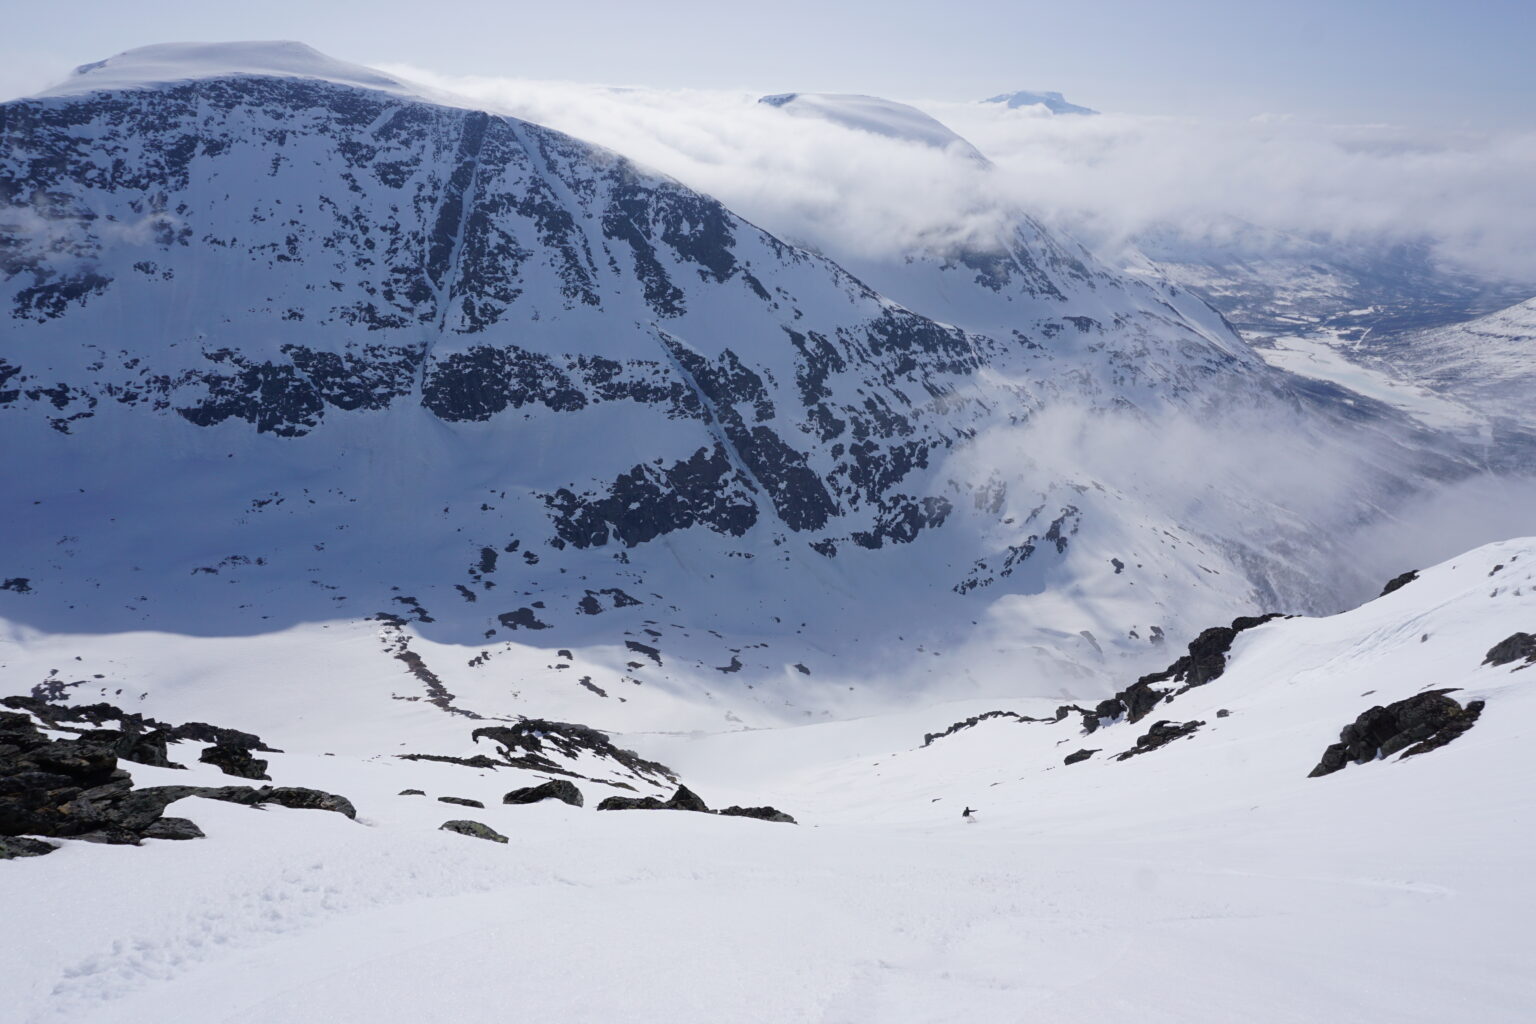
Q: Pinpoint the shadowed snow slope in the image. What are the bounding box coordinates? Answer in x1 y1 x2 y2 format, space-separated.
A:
2 539 1532 1023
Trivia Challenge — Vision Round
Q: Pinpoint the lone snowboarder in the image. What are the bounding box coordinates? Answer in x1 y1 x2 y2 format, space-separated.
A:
962 806 976 822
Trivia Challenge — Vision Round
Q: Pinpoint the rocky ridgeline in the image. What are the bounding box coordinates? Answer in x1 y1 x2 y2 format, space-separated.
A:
922 583 1514 773
1078 613 1285 734
1 698 354 859
471 719 678 789
920 613 1283 764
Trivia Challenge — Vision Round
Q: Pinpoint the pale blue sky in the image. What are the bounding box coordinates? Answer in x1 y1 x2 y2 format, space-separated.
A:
2 0 1533 128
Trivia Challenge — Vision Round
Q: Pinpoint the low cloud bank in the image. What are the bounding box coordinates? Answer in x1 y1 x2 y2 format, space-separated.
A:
387 66 1536 284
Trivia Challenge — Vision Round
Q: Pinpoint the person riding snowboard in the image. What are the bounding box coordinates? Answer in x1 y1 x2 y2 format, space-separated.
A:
962 806 976 821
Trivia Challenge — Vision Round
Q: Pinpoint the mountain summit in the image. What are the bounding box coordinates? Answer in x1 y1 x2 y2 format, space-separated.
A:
983 90 1098 115
40 40 427 100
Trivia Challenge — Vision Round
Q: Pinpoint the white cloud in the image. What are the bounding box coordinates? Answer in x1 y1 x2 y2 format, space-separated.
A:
383 65 1536 284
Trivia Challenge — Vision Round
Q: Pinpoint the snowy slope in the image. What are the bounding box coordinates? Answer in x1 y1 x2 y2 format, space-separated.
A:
3 539 1532 1023
1391 296 1536 426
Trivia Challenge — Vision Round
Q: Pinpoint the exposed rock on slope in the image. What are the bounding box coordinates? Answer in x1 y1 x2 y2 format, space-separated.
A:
1308 691 1485 777
504 779 585 806
1 700 354 853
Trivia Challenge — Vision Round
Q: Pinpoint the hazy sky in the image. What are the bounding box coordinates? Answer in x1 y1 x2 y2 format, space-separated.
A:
2 0 1533 128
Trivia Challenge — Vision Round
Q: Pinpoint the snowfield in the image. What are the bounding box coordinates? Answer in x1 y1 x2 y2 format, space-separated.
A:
4 539 1533 1023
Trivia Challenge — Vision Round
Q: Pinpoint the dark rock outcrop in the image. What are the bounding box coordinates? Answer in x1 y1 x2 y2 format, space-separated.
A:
1085 614 1283 731
0 835 57 858
719 805 796 824
396 753 503 769
1379 570 1419 596
142 816 204 840
598 785 709 813
1063 748 1098 765
1115 720 1205 760
922 709 1050 747
438 796 484 808
471 719 677 787
2 705 355 853
399 788 426 796
597 785 798 824
440 819 508 843
1483 633 1536 668
1309 691 1485 778
503 779 584 807
264 787 358 818
596 794 667 811
0 695 278 752
199 742 270 780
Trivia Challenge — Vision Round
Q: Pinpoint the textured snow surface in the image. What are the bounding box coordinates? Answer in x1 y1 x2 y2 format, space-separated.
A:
3 539 1533 1022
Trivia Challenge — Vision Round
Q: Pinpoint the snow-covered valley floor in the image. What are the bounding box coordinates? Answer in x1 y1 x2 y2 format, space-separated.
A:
5 540 1534 1023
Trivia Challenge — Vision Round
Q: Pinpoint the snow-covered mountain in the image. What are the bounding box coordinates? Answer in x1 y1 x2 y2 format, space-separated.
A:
983 89 1099 115
759 92 989 162
1 42 1416 732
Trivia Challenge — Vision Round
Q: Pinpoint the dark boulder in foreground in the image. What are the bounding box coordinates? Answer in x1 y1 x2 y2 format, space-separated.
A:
142 816 205 840
503 779 584 807
199 742 270 780
1309 691 1484 778
440 819 508 843
0 835 58 858
1115 720 1205 761
1483 633 1536 668
1064 748 1098 765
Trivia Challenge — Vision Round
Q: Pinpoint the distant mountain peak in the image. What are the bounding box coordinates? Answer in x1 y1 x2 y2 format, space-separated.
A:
983 90 1098 115
39 40 424 100
758 92 990 162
